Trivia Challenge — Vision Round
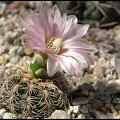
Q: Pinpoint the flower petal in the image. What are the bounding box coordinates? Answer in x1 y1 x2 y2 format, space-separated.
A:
62 18 73 36
47 54 60 77
25 39 46 52
19 11 33 25
20 10 45 38
41 5 54 38
63 40 97 53
53 14 67 38
19 17 45 47
30 10 45 35
51 4 61 23
67 15 78 24
63 24 89 41
58 56 81 77
62 49 94 65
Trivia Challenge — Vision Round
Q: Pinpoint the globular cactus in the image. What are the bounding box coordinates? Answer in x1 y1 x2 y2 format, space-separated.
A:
0 67 69 119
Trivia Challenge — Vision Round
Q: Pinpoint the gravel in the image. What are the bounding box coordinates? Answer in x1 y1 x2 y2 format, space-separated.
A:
0 1 120 119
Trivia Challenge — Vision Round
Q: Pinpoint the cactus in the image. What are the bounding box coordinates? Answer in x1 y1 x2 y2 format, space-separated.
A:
0 67 69 119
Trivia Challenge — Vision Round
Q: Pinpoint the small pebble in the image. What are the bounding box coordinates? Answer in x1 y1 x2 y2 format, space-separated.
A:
77 113 86 119
0 54 8 64
72 97 89 105
24 47 34 56
0 3 6 15
0 108 6 116
3 113 16 119
73 105 79 113
5 63 13 68
27 116 33 119
67 106 73 115
0 46 6 55
94 110 108 119
106 113 115 119
80 105 88 114
8 47 17 58
46 110 70 119
93 64 105 78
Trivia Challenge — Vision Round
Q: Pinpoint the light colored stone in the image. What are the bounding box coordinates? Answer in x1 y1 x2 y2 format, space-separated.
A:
27 117 33 119
110 57 116 67
116 58 120 74
24 47 34 56
4 31 17 40
77 113 86 119
73 105 79 113
10 56 20 64
94 110 108 119
105 68 111 75
114 79 120 85
0 36 4 45
17 46 24 55
0 54 8 64
45 110 70 119
107 113 115 119
3 112 16 119
5 63 13 68
67 106 73 115
72 97 89 105
0 108 6 116
71 113 76 119
0 3 6 15
0 46 6 55
115 34 120 43
116 113 120 119
8 47 17 58
79 62 88 70
93 64 105 78
106 74 113 80
80 105 88 114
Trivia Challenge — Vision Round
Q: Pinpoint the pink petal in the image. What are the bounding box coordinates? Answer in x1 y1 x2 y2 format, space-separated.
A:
19 18 45 46
30 10 45 35
25 39 46 52
63 40 97 53
58 56 81 77
19 11 33 24
62 18 73 36
51 5 61 23
63 24 89 41
53 21 66 38
67 15 78 24
47 54 60 77
63 15 78 34
53 14 67 38
20 10 45 37
41 5 53 38
62 49 94 65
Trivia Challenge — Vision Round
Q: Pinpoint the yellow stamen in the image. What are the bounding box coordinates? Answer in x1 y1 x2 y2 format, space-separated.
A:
52 38 63 48
47 38 63 54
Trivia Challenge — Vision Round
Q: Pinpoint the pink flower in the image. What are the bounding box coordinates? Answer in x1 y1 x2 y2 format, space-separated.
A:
19 4 97 77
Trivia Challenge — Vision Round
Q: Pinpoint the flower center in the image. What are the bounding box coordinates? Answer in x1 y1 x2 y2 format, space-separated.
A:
47 37 63 54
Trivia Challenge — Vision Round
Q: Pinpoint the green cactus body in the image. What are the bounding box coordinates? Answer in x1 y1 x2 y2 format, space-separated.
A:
0 68 69 119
